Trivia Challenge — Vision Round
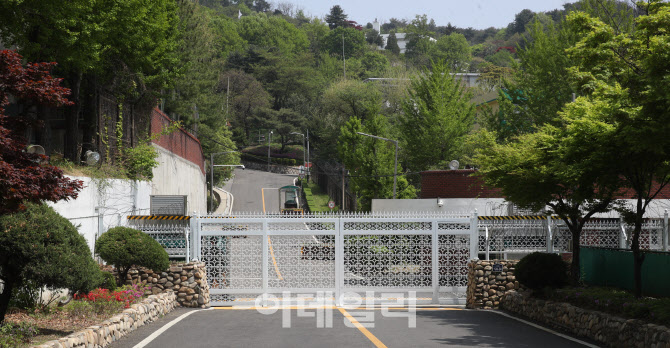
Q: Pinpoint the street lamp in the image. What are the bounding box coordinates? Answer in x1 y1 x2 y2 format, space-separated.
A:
356 132 399 199
209 151 240 213
290 132 306 170
267 130 273 172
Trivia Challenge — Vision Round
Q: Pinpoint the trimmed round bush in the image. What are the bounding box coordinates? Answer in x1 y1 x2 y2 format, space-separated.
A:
0 203 101 322
99 271 117 291
95 226 169 284
515 252 568 290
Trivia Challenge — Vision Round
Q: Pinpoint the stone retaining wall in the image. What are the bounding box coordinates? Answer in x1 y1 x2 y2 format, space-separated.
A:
103 261 210 308
33 291 177 348
502 291 670 348
466 260 521 309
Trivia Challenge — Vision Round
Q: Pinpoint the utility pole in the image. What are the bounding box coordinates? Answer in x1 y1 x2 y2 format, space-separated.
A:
306 129 310 182
209 151 239 213
267 130 273 172
342 166 346 211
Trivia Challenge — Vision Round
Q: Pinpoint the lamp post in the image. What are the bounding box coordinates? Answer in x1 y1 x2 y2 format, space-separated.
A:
290 132 306 170
306 129 310 181
356 132 399 199
267 130 273 172
209 151 239 213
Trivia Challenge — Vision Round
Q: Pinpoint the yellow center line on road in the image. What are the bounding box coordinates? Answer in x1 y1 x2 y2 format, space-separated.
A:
338 307 387 348
261 188 283 280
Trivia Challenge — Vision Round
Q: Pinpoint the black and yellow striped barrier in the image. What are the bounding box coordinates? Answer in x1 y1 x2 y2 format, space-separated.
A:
478 215 548 220
127 215 190 221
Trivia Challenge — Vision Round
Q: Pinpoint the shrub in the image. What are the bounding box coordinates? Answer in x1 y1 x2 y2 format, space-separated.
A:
64 300 93 318
515 252 568 290
123 143 159 180
99 271 117 291
0 203 101 323
0 322 38 347
95 227 170 284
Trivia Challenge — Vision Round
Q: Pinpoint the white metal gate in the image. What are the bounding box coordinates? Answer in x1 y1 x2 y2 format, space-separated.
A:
192 213 478 306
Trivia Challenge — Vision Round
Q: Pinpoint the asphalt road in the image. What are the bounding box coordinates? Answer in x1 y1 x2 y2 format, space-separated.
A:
108 307 598 348
223 168 297 213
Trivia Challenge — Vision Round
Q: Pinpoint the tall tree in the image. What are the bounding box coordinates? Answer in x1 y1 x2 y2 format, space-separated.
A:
564 1 670 297
399 61 475 172
474 122 620 284
486 19 577 142
338 115 416 210
385 31 400 54
0 50 83 215
325 5 348 29
431 33 472 72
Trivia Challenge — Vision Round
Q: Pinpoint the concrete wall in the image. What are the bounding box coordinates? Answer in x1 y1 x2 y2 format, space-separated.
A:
151 144 207 214
48 176 152 253
372 198 508 215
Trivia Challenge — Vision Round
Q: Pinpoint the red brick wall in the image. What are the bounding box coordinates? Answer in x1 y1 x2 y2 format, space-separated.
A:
420 170 502 198
150 108 205 175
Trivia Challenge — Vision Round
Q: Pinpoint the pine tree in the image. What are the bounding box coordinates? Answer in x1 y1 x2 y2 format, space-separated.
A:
385 31 400 54
325 5 348 29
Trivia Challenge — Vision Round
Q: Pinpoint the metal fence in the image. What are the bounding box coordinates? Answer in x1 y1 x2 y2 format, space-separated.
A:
190 212 477 306
134 211 669 306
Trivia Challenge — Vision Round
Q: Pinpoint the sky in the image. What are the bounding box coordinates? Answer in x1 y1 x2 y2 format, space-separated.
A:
291 0 571 29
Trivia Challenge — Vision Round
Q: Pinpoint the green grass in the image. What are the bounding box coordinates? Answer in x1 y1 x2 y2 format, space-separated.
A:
300 180 338 212
49 154 130 179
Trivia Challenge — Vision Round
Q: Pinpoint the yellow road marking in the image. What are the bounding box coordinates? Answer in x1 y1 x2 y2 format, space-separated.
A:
261 188 283 280
268 236 283 280
338 308 387 348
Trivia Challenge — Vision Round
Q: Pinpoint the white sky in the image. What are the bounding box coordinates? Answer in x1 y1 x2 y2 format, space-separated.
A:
291 0 571 29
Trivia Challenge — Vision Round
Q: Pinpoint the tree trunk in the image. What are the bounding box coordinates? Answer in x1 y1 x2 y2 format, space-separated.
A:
0 278 15 324
570 225 581 285
632 206 645 298
64 71 83 162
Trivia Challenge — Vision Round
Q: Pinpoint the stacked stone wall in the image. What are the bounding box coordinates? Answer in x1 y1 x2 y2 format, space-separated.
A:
502 291 670 348
103 261 210 308
33 292 177 348
466 260 521 309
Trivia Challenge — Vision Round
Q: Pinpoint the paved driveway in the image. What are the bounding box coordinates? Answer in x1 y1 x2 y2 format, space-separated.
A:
109 307 598 348
223 168 296 213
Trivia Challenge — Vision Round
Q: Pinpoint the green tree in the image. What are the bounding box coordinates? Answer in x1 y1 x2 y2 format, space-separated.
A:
474 124 619 284
485 20 577 142
365 29 384 46
237 13 309 56
321 27 367 59
431 33 471 72
399 62 475 172
0 203 101 323
507 9 536 36
485 50 515 67
564 2 670 297
223 70 271 144
325 5 348 29
385 31 400 55
360 51 390 79
95 227 170 285
338 115 416 210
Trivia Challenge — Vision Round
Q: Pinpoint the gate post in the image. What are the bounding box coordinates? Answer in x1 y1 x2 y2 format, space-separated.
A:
546 215 553 253
336 216 344 307
431 219 439 304
189 214 199 260
262 220 269 306
663 210 668 252
470 211 478 260
619 217 628 249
